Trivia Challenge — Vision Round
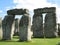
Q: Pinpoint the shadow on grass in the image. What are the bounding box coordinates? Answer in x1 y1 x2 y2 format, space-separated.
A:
0 39 32 43
0 39 19 42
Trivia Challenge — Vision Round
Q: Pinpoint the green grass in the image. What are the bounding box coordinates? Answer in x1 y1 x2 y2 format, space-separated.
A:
0 36 60 45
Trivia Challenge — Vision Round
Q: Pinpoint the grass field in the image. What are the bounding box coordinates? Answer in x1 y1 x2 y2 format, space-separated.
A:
0 36 60 45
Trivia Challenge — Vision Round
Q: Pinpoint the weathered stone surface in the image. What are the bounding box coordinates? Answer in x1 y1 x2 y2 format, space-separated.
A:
7 9 23 15
58 24 60 36
32 7 57 38
2 15 15 40
11 20 15 38
44 13 58 37
7 9 29 15
23 9 29 14
7 9 32 41
0 17 2 39
32 13 43 38
14 18 19 36
34 7 56 13
19 14 32 41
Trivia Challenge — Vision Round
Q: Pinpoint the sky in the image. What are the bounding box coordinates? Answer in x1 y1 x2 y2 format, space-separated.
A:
0 0 60 23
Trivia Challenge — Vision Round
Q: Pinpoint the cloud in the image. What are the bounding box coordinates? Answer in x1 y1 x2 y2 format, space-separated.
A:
13 0 60 23
56 7 60 23
0 10 3 13
13 0 57 10
6 7 11 10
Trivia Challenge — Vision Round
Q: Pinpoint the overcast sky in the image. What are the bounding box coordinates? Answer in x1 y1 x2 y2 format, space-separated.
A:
0 0 60 23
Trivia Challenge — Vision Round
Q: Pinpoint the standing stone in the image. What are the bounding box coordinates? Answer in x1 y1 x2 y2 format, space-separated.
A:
44 13 58 37
11 20 15 38
19 14 32 41
58 24 60 36
2 16 7 40
0 17 2 39
2 15 15 40
32 10 43 38
14 18 19 36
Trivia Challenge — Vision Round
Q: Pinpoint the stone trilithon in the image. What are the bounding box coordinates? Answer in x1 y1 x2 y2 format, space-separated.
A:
32 7 58 38
2 9 32 41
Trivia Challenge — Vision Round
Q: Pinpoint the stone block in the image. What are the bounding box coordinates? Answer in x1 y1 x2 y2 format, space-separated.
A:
2 15 15 40
32 14 44 38
0 17 2 39
7 9 23 15
58 24 60 36
7 9 29 15
19 14 32 41
34 7 56 14
14 18 19 36
44 13 58 38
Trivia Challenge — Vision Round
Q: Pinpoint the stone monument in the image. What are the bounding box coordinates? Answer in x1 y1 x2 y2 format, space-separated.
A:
2 9 32 41
32 7 58 38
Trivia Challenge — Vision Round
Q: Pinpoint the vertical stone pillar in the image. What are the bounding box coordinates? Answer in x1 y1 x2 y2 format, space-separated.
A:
44 13 58 37
2 15 15 40
19 14 31 41
11 20 15 38
0 17 2 39
32 10 43 38
2 16 7 40
58 24 60 36
14 18 19 36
